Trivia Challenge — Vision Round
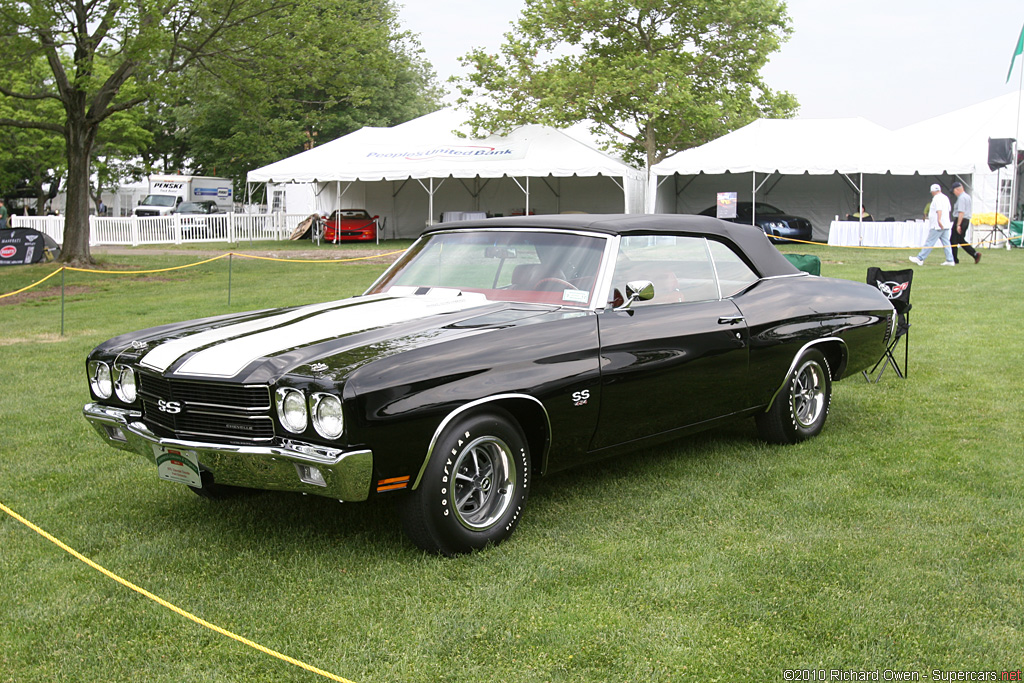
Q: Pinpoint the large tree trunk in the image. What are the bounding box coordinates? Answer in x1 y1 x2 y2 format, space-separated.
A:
60 105 97 265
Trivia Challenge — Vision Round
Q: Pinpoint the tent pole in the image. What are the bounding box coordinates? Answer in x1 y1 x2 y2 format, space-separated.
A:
751 172 756 227
1011 62 1023 225
859 172 864 247
510 176 528 214
414 177 439 228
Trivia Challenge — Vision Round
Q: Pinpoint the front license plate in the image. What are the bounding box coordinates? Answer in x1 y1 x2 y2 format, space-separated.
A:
154 446 202 487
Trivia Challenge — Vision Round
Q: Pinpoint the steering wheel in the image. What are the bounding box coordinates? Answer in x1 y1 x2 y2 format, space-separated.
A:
534 277 577 291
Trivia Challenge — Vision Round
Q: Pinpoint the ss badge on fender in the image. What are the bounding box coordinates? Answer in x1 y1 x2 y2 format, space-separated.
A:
572 390 590 407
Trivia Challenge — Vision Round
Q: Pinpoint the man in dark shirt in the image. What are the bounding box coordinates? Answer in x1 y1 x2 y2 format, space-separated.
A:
950 181 981 264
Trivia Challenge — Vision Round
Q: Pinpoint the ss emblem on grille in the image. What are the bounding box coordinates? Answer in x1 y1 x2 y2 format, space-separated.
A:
157 400 182 414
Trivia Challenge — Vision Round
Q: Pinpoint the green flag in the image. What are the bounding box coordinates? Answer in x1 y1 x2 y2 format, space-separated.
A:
1008 23 1024 83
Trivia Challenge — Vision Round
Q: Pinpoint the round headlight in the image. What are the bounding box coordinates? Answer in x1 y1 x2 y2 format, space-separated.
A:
114 366 138 403
90 361 113 399
276 388 308 433
311 393 344 439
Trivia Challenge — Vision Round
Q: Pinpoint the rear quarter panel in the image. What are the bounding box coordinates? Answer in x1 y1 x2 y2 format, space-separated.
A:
737 275 893 406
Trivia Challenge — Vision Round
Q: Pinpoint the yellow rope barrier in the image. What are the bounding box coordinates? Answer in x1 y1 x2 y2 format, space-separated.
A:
779 235 1015 250
230 249 407 264
62 253 231 275
0 267 65 299
0 255 235 299
0 500 357 683
0 249 409 300
782 236 901 249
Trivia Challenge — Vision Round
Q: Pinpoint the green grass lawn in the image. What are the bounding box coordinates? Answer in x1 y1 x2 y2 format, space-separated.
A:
1 241 1022 682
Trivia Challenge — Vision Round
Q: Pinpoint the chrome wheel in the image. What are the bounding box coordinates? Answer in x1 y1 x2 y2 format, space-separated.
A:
452 436 515 530
400 410 531 555
755 348 832 445
791 359 826 428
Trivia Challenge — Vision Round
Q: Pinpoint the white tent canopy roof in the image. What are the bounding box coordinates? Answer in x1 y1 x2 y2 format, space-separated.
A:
896 91 1024 173
650 116 971 178
247 108 644 184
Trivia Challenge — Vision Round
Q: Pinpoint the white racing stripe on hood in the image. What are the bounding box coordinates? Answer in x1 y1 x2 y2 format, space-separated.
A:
171 290 491 378
139 298 367 373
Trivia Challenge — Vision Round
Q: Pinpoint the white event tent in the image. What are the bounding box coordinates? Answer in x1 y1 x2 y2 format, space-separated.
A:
896 92 1024 224
649 117 971 242
246 108 646 238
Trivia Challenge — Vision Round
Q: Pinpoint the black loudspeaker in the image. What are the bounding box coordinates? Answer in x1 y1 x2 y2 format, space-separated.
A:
988 137 1015 171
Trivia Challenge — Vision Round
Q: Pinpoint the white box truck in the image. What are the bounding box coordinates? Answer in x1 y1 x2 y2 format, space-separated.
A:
134 175 233 216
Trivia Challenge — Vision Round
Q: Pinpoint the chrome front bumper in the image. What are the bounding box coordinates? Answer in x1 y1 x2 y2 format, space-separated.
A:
83 403 373 501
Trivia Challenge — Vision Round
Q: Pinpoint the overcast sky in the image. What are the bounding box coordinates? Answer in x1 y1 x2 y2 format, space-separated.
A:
397 0 1024 130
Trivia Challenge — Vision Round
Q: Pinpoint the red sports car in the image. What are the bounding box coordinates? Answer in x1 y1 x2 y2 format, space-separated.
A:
322 209 378 242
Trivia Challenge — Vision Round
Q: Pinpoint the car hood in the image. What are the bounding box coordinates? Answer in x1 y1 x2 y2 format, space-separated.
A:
99 288 557 384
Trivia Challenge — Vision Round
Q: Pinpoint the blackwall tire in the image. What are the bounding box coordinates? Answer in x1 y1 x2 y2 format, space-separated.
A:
400 410 531 556
756 348 832 445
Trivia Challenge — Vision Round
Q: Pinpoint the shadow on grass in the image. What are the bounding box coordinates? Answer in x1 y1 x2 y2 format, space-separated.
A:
139 415 767 559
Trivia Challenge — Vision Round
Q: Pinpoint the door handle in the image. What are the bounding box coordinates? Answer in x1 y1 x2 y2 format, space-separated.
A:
718 315 745 325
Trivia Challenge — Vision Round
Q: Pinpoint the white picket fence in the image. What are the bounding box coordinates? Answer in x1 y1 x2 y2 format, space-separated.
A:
10 213 314 247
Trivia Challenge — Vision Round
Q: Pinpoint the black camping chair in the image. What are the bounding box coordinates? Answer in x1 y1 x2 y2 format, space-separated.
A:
862 267 912 382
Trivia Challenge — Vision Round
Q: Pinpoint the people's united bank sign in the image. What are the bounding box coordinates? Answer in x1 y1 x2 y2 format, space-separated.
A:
365 142 528 162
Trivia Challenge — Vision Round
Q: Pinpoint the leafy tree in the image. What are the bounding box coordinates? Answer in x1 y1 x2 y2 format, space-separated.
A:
176 0 441 185
132 99 192 178
0 0 438 261
90 105 155 212
456 0 798 170
0 0 291 264
0 55 65 214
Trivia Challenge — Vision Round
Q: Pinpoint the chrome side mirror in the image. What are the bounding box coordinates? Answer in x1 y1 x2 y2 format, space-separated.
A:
615 280 654 310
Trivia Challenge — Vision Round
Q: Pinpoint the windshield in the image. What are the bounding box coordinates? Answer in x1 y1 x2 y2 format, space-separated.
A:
329 210 370 220
140 195 177 207
367 230 608 308
176 202 209 213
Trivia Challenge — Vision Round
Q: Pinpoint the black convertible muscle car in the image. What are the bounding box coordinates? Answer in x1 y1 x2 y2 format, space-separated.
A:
84 214 894 555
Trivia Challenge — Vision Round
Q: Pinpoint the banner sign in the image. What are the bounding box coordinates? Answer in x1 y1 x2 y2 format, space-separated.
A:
151 181 187 193
716 192 738 219
363 142 530 163
0 228 58 266
194 187 233 198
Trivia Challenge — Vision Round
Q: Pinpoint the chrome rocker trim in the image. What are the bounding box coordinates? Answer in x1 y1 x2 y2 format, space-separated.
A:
83 403 372 501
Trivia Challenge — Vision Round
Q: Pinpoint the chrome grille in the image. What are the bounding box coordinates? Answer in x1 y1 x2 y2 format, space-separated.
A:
139 373 274 442
139 374 270 410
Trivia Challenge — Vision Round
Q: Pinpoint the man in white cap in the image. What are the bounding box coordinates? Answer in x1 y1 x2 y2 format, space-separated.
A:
910 184 954 266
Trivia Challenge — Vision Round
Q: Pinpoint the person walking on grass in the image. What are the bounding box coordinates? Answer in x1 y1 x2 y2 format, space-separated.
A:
950 181 981 264
910 184 955 266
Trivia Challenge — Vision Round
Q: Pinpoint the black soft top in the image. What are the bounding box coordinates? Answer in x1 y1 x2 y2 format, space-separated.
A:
424 213 801 278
